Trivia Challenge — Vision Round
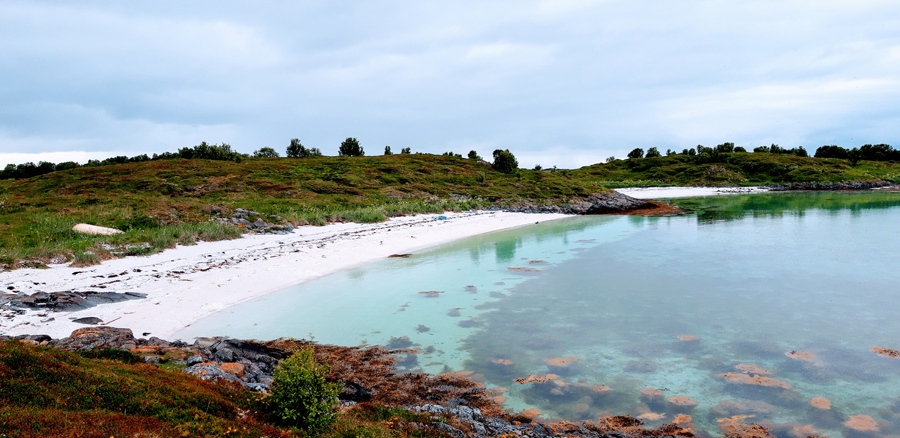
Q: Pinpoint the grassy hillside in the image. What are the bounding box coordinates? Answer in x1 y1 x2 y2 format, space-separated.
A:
576 152 900 186
0 340 455 437
0 154 607 268
1 152 898 268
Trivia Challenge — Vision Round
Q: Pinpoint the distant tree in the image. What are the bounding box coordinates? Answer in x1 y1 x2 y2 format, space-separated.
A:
849 147 862 165
666 149 675 156
253 147 280 158
401 147 411 154
627 148 644 159
754 146 769 153
794 146 808 157
384 146 392 155
492 149 518 174
468 150 481 160
715 142 735 153
533 164 542 171
606 156 616 163
338 137 364 157
645 147 662 158
286 139 304 158
734 146 747 153
814 145 849 159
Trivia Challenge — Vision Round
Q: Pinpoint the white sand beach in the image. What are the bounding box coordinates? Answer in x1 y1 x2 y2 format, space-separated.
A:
0 211 571 340
0 187 770 341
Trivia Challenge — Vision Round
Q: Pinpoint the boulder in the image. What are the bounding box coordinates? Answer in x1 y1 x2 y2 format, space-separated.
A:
183 362 242 384
54 327 136 351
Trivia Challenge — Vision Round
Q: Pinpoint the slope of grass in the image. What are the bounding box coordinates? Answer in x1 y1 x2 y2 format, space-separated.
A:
0 154 606 267
1 152 898 268
0 340 450 438
577 152 900 186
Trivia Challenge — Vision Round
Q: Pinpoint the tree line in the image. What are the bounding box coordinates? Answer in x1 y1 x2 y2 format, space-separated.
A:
623 142 897 166
1 137 521 180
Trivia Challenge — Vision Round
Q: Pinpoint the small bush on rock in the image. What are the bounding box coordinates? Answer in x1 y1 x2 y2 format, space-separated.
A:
267 347 341 432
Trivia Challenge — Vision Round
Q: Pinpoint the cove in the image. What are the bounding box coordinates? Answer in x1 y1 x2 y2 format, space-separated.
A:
176 191 900 436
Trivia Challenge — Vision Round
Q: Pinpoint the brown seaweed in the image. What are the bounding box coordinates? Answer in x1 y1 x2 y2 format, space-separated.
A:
871 346 900 358
843 414 879 432
809 396 831 410
721 373 791 389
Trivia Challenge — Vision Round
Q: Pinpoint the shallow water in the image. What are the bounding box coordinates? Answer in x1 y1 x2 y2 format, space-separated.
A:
177 191 900 436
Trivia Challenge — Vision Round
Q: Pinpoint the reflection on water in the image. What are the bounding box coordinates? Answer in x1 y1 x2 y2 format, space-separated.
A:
177 191 900 436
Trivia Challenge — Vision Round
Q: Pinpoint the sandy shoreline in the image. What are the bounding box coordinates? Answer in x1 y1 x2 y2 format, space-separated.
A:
1 211 571 340
0 186 770 341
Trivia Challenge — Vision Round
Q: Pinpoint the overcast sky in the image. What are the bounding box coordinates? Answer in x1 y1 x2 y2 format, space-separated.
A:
1 1 898 168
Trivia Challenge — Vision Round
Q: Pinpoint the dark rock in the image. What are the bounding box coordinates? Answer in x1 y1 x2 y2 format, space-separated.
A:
15 334 52 343
53 327 135 351
186 355 204 366
431 422 464 438
72 317 103 325
183 363 242 384
7 291 146 312
341 381 374 402
505 191 654 215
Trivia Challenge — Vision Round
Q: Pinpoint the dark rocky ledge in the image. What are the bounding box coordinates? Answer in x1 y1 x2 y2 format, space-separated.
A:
505 192 656 215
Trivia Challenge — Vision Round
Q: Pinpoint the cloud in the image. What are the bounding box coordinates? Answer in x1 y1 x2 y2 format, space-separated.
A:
1 0 898 167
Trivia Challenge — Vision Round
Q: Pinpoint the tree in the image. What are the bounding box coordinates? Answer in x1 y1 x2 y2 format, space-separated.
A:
401 147 411 154
627 148 644 159
645 147 661 158
492 149 518 173
715 142 735 153
253 147 280 158
384 146 392 155
286 139 304 158
267 347 341 432
734 146 747 153
533 164 542 171
338 137 364 157
814 145 849 159
606 156 616 163
849 148 862 165
468 150 481 160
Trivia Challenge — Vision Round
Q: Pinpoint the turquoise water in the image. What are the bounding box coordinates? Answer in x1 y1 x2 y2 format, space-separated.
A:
177 191 900 436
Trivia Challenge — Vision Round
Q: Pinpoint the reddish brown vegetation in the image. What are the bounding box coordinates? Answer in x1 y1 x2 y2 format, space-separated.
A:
785 350 816 361
677 335 700 341
514 374 559 384
721 373 791 389
608 200 683 216
735 364 770 375
844 414 879 432
544 357 580 366
871 346 900 358
809 397 831 410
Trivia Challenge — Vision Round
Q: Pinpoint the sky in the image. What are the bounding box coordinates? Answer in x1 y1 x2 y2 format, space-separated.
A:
1 1 899 169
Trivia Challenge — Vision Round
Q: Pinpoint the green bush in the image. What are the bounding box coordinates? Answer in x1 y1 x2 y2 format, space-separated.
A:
338 137 364 157
492 149 518 174
267 347 341 432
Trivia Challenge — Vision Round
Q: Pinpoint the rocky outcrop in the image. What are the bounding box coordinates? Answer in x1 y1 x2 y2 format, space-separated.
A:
225 208 295 234
2 290 146 311
506 192 655 215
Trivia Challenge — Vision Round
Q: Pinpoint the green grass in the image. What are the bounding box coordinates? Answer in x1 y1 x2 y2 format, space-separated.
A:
578 152 900 186
1 152 897 268
0 154 608 268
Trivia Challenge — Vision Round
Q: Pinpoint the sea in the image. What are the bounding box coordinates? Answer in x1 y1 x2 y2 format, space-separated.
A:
176 190 900 436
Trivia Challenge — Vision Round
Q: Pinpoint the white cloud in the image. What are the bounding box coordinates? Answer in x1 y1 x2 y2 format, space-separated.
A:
1 0 899 168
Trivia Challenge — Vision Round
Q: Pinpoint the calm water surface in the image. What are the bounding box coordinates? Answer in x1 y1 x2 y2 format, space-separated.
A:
177 191 900 436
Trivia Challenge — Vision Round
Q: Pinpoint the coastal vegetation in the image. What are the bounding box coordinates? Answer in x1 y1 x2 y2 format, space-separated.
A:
0 339 456 437
1 140 899 269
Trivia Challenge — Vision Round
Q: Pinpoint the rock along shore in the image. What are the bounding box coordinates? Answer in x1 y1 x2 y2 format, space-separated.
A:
4 327 699 438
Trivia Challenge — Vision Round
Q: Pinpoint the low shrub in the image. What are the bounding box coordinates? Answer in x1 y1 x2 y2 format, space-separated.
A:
266 347 342 432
